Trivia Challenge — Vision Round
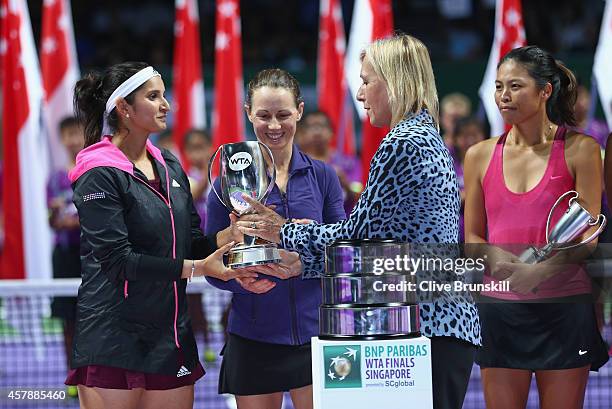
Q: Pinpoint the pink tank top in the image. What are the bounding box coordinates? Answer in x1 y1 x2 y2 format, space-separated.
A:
481 126 592 300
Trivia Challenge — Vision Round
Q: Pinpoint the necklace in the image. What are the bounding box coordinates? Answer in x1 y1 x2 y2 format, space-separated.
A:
508 124 555 147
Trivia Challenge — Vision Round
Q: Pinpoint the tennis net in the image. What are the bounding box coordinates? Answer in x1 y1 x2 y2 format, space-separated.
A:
0 278 610 409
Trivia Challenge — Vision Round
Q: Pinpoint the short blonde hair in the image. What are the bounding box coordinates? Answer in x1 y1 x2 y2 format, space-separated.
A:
441 93 471 116
362 34 439 128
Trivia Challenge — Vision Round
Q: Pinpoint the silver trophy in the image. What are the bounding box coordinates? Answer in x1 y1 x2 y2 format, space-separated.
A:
208 141 281 269
519 190 607 264
319 239 420 339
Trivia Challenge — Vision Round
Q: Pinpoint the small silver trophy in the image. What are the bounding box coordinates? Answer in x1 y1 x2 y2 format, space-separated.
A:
208 141 282 269
518 190 607 264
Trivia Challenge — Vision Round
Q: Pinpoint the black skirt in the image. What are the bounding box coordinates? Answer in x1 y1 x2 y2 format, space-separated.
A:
51 245 81 320
218 333 312 395
476 294 609 371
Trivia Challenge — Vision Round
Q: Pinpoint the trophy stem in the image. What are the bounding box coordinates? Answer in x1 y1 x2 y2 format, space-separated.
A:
243 234 257 247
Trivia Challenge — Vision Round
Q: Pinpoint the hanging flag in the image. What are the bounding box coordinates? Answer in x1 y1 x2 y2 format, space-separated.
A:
593 0 612 129
212 0 245 147
172 0 206 160
345 0 393 185
0 0 52 279
478 0 526 136
317 0 355 156
41 0 80 171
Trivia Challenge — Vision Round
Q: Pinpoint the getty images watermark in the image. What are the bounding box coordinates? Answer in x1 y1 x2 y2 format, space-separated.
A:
371 254 511 293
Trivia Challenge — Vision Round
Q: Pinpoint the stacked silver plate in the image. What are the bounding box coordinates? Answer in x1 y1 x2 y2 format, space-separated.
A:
319 239 420 339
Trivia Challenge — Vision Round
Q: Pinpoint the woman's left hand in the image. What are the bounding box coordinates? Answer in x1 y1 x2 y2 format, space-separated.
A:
216 214 244 247
236 195 286 244
497 261 547 294
236 276 277 294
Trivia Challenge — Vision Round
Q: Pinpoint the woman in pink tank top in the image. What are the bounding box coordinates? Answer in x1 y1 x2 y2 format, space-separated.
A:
464 46 609 409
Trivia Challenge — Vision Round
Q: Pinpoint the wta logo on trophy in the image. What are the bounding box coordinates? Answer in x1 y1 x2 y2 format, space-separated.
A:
323 345 362 389
228 151 253 171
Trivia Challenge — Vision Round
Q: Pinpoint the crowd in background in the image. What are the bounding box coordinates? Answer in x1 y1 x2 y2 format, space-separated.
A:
22 0 607 75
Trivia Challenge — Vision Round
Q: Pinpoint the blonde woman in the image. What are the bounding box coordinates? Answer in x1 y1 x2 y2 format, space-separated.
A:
237 34 480 409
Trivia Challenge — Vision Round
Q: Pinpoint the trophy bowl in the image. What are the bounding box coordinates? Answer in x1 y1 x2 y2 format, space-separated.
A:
208 141 282 268
518 190 607 264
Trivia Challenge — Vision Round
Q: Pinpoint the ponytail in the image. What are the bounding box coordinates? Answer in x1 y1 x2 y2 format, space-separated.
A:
551 60 577 126
74 72 105 147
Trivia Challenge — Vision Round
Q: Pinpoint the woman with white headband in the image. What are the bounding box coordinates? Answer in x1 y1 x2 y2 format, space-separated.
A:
65 62 256 409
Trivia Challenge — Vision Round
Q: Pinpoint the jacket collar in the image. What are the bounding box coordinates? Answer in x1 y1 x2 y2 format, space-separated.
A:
288 144 312 174
69 135 167 183
396 109 436 130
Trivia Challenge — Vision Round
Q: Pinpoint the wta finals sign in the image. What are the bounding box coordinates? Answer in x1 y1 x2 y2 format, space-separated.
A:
313 337 433 409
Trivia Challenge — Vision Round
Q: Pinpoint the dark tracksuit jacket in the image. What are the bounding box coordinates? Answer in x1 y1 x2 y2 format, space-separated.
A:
69 136 216 376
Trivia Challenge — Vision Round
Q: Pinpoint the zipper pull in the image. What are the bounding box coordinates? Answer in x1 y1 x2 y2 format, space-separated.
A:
280 192 289 218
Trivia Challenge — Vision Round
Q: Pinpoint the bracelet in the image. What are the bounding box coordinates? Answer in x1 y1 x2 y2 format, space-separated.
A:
190 259 195 282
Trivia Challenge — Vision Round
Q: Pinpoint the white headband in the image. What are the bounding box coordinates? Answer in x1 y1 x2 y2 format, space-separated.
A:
105 66 160 114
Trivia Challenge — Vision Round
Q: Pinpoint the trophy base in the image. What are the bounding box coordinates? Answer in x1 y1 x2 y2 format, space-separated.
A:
319 304 419 339
227 243 282 269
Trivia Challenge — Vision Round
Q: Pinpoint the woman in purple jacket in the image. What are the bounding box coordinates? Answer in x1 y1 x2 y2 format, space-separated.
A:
206 69 345 409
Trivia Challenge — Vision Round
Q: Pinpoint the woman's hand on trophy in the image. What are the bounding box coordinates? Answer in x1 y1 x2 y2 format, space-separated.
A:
489 247 521 280
186 241 259 282
292 218 314 225
216 214 244 247
236 194 286 244
245 250 302 280
236 276 277 294
498 262 546 294
278 249 303 277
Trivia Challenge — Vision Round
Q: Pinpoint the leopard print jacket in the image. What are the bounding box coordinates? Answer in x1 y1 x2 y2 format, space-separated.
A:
281 110 481 346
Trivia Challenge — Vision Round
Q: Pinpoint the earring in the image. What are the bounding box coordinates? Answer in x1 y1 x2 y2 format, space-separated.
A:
126 114 130 119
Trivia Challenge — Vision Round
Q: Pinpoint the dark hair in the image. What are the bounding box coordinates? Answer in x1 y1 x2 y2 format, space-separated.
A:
454 116 485 136
74 61 149 147
156 129 172 142
298 110 333 135
183 128 211 146
304 110 331 126
245 68 303 111
58 116 79 133
498 46 577 126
